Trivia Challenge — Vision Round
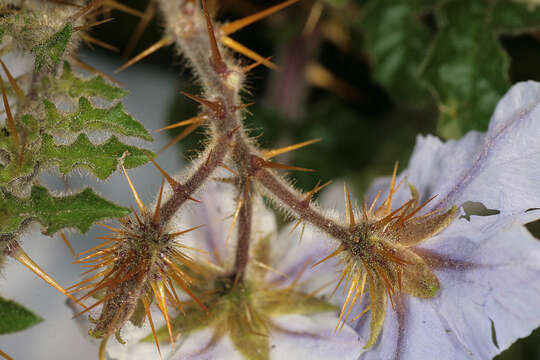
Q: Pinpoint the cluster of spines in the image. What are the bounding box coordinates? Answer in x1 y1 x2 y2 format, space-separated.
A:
2 1 457 359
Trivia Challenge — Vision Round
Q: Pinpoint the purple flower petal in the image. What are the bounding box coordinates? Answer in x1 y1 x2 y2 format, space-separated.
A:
355 215 540 359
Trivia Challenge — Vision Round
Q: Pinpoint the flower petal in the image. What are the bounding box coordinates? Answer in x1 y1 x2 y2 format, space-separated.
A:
270 313 365 360
357 215 540 359
269 223 341 297
374 82 540 221
168 329 244 360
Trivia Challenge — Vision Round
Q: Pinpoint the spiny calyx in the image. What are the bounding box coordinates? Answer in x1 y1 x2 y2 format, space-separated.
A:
70 165 206 359
319 165 456 348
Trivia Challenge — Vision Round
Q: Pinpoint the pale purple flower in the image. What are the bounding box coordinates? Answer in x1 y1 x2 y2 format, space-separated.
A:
317 81 540 360
104 179 363 360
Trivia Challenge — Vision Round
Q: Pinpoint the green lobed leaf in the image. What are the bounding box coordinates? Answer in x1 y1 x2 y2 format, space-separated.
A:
40 133 153 180
0 185 130 235
360 0 433 104
0 296 43 334
420 0 510 139
44 97 152 141
492 0 540 31
48 62 128 101
31 23 72 72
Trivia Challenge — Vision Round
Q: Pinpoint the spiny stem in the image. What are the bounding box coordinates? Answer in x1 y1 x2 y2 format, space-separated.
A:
159 132 232 226
155 0 353 272
234 179 253 284
256 168 350 242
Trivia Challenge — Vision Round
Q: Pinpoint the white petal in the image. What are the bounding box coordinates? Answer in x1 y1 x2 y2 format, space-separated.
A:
271 313 364 360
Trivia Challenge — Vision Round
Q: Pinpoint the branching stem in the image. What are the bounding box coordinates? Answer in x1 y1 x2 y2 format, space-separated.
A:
155 0 350 282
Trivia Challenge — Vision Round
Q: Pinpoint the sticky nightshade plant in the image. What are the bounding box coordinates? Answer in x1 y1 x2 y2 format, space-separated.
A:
78 180 363 360
312 81 540 359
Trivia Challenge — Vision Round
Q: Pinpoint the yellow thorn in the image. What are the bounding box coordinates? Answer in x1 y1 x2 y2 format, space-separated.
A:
70 55 122 85
261 159 314 172
73 17 114 32
289 218 302 235
151 281 175 349
220 0 301 35
0 59 24 100
263 138 322 159
121 164 146 214
336 273 358 333
153 179 165 225
303 1 324 36
70 0 101 21
80 33 119 52
122 1 156 59
221 36 279 71
169 224 206 239
303 179 332 203
220 163 239 176
0 77 20 154
225 197 244 245
143 151 179 189
143 297 163 360
158 120 204 154
368 190 381 214
304 62 362 101
12 246 88 310
343 184 355 229
202 0 227 73
312 246 343 267
383 161 399 215
103 0 145 17
352 305 370 321
0 349 14 360
155 115 205 132
59 232 76 258
242 56 274 73
115 36 172 73
181 91 222 113
98 336 109 360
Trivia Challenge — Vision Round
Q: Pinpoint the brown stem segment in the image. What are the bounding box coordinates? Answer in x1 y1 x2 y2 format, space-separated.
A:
159 133 231 225
255 168 351 242
234 181 252 283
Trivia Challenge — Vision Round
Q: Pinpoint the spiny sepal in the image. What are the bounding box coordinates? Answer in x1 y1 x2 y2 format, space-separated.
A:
71 169 206 354
0 185 130 235
318 168 456 348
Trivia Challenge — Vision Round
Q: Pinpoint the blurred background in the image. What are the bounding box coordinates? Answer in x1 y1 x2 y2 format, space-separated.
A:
2 0 540 358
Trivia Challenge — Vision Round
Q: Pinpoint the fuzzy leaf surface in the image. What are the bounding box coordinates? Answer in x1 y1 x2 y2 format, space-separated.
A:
45 62 127 101
31 24 72 71
44 98 152 141
0 185 129 235
40 133 153 180
360 0 432 104
0 297 43 334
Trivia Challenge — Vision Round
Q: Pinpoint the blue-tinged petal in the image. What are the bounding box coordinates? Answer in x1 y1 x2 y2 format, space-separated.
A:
355 215 540 359
270 313 364 360
269 223 341 297
167 330 244 360
375 82 540 221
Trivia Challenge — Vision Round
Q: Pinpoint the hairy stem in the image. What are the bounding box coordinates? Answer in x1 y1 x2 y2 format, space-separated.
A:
234 180 252 283
256 168 350 242
159 132 232 225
